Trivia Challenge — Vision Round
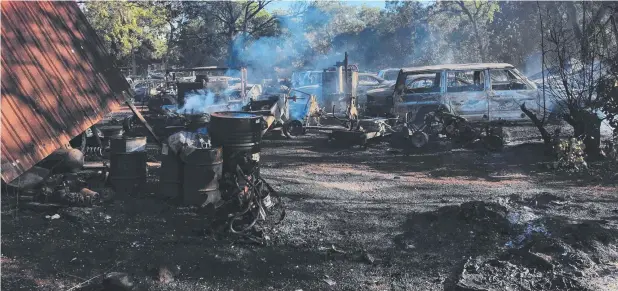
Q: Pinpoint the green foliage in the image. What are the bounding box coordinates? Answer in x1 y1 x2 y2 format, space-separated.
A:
84 1 168 59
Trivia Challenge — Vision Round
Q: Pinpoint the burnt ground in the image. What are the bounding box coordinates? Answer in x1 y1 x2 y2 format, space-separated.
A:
2 127 618 291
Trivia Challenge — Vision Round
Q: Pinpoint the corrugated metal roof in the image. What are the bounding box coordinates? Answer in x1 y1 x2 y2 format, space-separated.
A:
1 1 128 183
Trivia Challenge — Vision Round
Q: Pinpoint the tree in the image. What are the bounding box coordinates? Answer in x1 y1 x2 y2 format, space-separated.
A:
202 1 278 66
486 1 541 68
534 2 617 158
436 0 500 62
83 1 168 64
160 1 186 67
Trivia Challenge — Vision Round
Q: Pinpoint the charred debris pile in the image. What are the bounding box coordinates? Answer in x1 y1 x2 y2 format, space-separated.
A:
398 198 618 291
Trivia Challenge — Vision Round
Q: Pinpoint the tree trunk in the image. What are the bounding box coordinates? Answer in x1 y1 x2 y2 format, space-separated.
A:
564 109 603 160
456 1 486 62
132 52 137 76
471 20 486 62
165 21 175 70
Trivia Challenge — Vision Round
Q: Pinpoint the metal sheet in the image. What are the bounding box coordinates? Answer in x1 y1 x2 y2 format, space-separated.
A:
1 1 127 183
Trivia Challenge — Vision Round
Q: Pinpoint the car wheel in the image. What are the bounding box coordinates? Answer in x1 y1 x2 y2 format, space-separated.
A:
410 131 429 148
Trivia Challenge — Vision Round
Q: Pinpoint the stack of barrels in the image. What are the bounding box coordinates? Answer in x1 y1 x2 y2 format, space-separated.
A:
157 111 263 206
159 127 223 207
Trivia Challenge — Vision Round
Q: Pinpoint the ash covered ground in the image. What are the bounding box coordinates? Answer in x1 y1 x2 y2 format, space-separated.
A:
2 127 618 291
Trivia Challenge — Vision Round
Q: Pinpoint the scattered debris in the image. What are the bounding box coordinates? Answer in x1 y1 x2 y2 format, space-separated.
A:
23 202 64 212
323 278 336 286
45 213 61 220
102 272 135 291
362 251 376 264
157 265 176 284
526 192 566 209
319 245 347 254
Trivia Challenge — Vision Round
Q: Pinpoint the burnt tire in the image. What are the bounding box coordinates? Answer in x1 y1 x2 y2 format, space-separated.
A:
410 131 429 148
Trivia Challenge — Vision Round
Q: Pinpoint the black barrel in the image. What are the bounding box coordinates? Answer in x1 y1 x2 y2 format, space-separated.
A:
110 136 147 153
109 151 147 196
209 112 263 175
159 143 183 199
182 147 223 206
99 125 124 139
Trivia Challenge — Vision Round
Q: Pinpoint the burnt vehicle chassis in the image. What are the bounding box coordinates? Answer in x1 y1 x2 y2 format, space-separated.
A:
395 108 507 151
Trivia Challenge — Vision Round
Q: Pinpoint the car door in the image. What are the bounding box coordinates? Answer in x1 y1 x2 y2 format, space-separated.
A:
393 71 443 118
487 69 539 122
444 69 489 122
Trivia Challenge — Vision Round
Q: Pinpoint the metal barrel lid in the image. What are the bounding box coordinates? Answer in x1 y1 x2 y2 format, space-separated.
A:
211 111 260 119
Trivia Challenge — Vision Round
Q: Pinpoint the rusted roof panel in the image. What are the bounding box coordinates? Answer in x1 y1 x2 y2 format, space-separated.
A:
1 1 128 183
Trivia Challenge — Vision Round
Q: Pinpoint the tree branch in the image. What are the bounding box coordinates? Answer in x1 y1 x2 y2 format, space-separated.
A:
249 16 277 36
521 102 553 146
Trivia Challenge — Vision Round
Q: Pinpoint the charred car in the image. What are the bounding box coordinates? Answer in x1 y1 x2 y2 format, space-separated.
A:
357 73 393 110
377 68 401 82
365 74 435 117
378 63 541 125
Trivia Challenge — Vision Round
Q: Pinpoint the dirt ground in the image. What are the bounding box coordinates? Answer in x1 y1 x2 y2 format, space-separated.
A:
2 127 618 291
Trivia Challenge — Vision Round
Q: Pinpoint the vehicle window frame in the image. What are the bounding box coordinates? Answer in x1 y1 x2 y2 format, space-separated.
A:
446 70 487 93
384 70 399 81
403 72 442 94
489 69 533 91
408 78 434 89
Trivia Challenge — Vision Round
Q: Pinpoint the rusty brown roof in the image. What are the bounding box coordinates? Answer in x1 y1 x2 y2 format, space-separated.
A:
1 1 129 183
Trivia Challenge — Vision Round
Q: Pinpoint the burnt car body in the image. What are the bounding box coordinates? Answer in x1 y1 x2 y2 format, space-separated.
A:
357 73 393 108
387 63 540 124
365 74 435 117
377 68 401 82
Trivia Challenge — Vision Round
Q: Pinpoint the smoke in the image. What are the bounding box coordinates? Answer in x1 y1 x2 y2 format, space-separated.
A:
229 5 366 82
178 89 242 114
523 52 543 77
289 100 309 121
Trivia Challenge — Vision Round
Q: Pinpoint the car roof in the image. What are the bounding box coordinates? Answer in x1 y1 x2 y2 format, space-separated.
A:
401 63 515 73
379 68 400 72
359 72 385 79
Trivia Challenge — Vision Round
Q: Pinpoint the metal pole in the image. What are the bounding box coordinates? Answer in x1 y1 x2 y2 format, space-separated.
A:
344 52 348 96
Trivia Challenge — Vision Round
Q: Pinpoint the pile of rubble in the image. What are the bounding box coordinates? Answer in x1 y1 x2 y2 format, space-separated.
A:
398 198 618 291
